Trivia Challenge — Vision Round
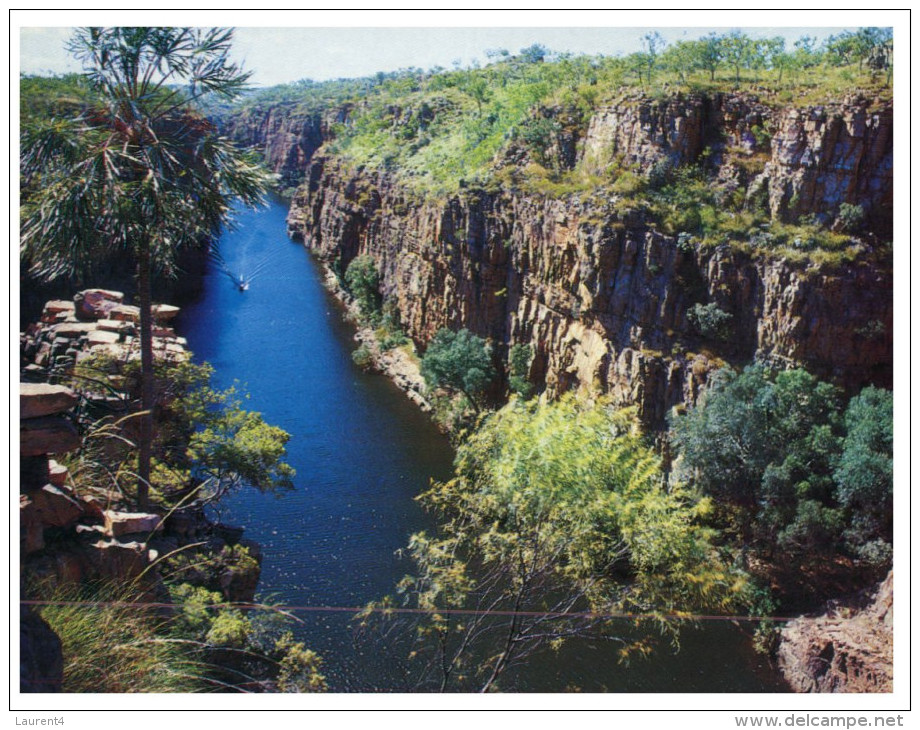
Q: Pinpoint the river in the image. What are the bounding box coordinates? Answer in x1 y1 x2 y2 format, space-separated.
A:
177 195 788 693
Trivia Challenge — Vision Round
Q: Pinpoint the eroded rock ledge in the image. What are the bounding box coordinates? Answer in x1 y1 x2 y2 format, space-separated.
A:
777 571 893 693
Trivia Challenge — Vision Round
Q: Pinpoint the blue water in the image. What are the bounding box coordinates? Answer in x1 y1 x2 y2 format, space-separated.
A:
177 196 788 692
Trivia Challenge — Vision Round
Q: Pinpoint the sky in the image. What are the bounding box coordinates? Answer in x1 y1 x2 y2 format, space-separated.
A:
14 9 903 88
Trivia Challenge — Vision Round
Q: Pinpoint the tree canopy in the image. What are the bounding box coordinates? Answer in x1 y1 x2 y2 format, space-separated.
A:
421 328 496 412
363 395 747 692
670 366 892 570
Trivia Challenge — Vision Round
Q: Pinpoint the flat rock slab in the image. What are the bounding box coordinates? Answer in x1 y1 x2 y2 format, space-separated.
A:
109 304 141 322
86 329 121 346
50 322 98 339
20 383 78 419
41 301 75 323
96 319 133 334
20 416 80 456
104 510 163 537
152 303 180 322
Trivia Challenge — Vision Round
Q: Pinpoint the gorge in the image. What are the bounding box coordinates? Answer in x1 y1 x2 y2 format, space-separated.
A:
19 28 895 696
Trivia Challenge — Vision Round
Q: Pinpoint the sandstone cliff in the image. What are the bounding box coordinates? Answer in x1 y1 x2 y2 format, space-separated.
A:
288 154 891 428
220 91 892 428
777 571 893 693
222 102 349 187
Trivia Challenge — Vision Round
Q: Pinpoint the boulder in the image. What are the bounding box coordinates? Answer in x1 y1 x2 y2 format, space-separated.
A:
47 460 69 487
104 510 164 537
20 383 78 419
28 484 84 528
20 416 80 456
82 539 149 580
20 605 63 693
74 289 124 321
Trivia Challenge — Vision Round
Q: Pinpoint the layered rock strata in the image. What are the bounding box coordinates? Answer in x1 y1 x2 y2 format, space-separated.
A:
777 571 893 693
289 156 892 427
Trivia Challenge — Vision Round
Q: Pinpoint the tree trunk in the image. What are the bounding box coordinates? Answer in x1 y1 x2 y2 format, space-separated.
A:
136 243 155 511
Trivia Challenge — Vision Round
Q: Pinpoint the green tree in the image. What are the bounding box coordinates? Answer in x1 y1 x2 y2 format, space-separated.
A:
835 386 893 557
640 31 666 84
719 30 757 84
363 396 746 692
421 328 496 413
696 32 723 81
20 28 270 510
670 366 847 563
344 254 382 317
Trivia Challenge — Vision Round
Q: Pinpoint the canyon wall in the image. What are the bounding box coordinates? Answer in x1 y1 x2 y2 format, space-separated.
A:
223 102 350 187
234 92 892 428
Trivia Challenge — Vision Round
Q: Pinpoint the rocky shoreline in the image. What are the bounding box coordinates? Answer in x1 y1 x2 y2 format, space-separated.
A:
19 289 265 692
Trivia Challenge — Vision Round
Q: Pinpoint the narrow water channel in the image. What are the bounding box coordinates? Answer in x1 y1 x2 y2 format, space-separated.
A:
177 195 788 693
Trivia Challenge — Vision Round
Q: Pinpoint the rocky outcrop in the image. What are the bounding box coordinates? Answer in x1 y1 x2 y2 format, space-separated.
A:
766 101 893 238
21 289 189 379
777 571 893 693
289 155 892 427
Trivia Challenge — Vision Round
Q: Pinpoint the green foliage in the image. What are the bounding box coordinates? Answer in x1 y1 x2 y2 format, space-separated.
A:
20 27 271 509
368 395 746 691
687 302 733 341
521 116 561 167
63 355 294 509
837 203 865 233
344 255 382 317
507 343 534 398
835 386 893 559
187 401 295 502
352 343 374 370
421 328 496 411
670 367 893 571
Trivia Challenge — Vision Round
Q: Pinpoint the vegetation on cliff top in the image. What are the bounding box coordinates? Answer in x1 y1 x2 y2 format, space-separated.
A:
226 29 891 195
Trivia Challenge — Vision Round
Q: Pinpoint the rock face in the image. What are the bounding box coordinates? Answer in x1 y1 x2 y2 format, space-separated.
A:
289 151 892 427
777 571 893 693
766 101 893 238
222 102 349 187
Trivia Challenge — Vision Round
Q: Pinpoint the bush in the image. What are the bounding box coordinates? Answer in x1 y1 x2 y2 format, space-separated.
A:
421 328 496 412
352 344 374 370
837 202 865 232
687 302 733 340
344 255 381 317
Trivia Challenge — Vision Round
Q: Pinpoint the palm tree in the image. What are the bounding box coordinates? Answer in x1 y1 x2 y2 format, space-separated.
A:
21 27 271 509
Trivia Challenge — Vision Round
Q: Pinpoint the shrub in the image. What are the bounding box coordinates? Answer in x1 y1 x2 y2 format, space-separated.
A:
352 344 374 370
687 302 733 340
837 202 865 233
344 255 381 317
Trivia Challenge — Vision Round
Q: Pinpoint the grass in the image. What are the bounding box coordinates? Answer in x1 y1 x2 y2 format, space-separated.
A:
37 581 212 693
